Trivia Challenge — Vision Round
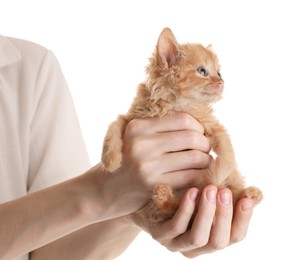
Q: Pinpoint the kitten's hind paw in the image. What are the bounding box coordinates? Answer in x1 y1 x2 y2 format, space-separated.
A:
241 186 263 205
152 184 180 214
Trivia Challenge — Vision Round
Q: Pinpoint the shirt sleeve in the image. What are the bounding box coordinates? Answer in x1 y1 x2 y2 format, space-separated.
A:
28 50 90 193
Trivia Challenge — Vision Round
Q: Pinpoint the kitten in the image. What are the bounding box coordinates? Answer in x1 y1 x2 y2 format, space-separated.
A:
101 27 263 225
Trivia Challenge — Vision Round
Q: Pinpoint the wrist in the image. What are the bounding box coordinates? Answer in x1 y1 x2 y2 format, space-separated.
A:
92 164 150 220
75 164 136 223
120 212 140 227
66 165 107 224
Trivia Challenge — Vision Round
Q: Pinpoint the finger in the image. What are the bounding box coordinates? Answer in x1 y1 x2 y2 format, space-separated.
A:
160 169 205 190
153 113 205 134
181 188 233 258
154 130 211 154
126 113 205 137
230 198 253 244
157 150 211 174
154 188 199 243
172 185 217 251
189 186 218 246
130 130 211 158
123 129 210 161
209 188 233 250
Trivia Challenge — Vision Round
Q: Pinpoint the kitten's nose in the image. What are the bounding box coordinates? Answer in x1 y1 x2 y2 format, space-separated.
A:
217 79 224 94
218 79 224 88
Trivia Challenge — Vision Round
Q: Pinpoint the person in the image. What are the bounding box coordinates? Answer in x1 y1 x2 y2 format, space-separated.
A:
0 35 255 260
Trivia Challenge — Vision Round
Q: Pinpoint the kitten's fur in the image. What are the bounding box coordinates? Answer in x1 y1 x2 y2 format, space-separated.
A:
101 27 263 225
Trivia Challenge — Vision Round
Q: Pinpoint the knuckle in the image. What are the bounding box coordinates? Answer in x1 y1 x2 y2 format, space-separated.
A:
168 222 186 237
176 113 195 129
203 138 211 153
182 252 198 258
134 160 154 186
125 136 152 160
231 232 247 244
187 235 209 249
126 137 143 156
135 160 149 175
189 150 201 162
185 130 198 145
151 232 161 242
188 132 210 152
209 238 230 250
125 119 145 136
176 113 205 133
165 244 179 253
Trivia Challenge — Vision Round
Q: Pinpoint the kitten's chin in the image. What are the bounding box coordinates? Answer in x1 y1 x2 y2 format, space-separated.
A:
206 86 223 102
213 95 222 102
200 92 222 103
218 85 224 96
214 93 223 102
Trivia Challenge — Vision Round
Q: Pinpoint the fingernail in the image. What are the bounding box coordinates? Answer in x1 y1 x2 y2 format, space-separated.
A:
220 191 231 205
242 200 253 212
189 190 198 201
206 189 217 203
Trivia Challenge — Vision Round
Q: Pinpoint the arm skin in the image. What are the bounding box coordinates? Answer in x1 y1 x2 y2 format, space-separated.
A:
0 113 209 259
0 113 254 259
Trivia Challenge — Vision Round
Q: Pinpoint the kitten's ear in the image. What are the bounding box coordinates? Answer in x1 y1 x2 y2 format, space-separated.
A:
207 44 213 51
157 27 179 67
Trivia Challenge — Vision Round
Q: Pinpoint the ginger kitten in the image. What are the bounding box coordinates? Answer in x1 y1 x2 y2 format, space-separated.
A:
101 27 262 224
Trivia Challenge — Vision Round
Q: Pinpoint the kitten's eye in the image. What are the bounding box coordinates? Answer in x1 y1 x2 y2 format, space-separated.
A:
197 67 208 76
217 71 222 78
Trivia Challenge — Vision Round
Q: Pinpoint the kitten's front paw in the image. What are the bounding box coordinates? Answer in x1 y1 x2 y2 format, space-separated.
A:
101 152 122 172
242 186 263 205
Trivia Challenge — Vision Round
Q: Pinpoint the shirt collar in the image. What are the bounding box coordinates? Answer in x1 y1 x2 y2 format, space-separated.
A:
0 35 21 68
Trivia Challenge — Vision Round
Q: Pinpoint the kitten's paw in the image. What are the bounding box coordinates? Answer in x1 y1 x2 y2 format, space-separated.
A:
242 186 263 205
101 152 122 172
152 184 180 214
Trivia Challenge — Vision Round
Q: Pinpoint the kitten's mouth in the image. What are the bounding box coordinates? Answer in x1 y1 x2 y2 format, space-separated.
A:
203 85 223 96
217 84 224 95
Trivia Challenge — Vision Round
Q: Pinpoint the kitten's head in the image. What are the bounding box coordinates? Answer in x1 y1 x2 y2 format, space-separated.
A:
146 28 224 107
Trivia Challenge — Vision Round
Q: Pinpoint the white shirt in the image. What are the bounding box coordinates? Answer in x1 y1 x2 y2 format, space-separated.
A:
0 35 90 259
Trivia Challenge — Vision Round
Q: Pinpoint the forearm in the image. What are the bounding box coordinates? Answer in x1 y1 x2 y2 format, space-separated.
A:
30 217 141 260
0 164 143 259
0 170 104 259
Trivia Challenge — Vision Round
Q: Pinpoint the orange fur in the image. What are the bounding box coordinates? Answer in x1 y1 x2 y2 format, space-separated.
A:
101 28 263 225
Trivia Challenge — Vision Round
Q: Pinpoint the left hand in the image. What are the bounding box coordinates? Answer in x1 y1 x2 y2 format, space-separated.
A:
132 185 254 258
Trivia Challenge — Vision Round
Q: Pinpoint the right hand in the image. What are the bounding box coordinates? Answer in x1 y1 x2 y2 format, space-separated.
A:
95 113 211 219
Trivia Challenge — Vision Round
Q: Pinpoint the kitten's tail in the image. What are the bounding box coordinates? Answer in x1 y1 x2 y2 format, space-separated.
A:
206 156 235 187
206 156 247 207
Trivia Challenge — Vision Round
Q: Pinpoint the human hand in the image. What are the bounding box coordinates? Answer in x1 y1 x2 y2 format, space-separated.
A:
136 185 254 258
97 113 211 219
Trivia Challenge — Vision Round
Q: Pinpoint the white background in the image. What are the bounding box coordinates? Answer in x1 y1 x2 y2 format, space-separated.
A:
1 0 295 259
